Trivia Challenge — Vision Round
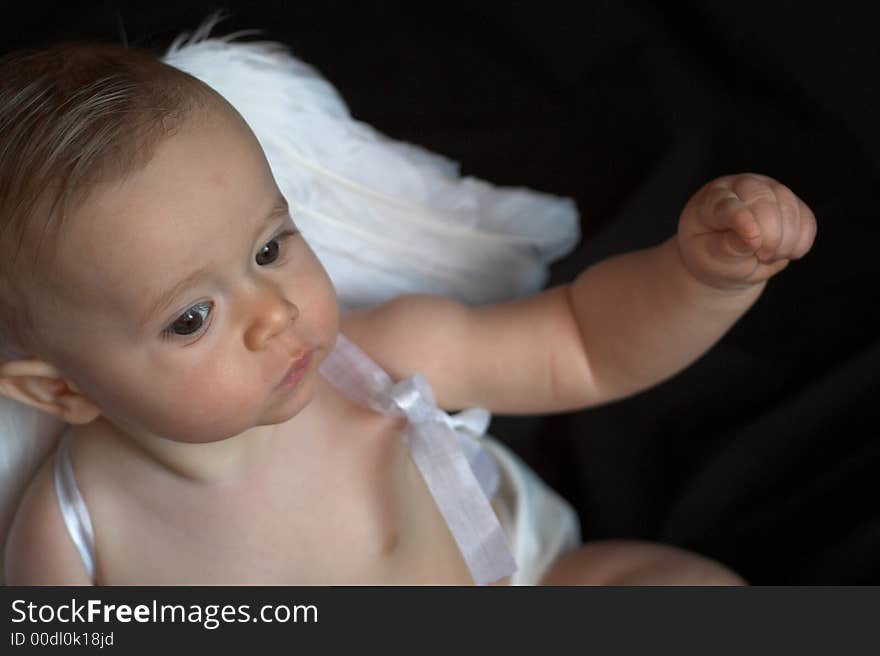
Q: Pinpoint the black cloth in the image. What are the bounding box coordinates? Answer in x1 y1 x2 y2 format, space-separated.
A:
3 0 878 584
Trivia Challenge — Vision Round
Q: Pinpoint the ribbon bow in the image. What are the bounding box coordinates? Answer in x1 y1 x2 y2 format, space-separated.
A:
319 333 517 585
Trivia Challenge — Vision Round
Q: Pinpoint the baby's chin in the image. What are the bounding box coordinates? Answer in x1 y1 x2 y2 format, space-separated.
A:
194 392 317 445
262 396 316 433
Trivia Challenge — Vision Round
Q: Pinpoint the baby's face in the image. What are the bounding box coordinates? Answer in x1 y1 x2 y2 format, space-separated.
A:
33 105 339 443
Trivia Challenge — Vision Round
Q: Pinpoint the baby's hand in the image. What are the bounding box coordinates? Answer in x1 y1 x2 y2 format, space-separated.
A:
677 173 817 290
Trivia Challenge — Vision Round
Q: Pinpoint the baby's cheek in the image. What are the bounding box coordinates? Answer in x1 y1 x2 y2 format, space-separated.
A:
300 270 340 345
150 366 265 442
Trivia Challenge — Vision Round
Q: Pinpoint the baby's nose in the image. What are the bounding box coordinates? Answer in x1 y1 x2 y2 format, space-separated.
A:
243 292 299 351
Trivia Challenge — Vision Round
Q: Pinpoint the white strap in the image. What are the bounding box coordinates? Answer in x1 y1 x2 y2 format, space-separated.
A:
53 430 97 583
319 333 518 585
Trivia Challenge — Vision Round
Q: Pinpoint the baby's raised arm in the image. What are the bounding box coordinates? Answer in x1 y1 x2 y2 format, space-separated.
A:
4 456 93 585
349 174 816 415
554 173 817 409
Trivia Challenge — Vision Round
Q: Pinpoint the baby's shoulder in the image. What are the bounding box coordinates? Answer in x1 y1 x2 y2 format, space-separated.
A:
340 294 471 407
3 449 91 584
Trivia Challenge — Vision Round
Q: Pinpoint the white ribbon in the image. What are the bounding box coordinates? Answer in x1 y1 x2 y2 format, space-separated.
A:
54 430 97 583
319 333 517 585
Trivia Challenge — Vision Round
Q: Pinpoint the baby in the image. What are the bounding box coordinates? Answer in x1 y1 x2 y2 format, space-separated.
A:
0 41 816 585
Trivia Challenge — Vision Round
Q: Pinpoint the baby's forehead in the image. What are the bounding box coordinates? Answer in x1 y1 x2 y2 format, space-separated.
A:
52 122 276 307
53 210 190 310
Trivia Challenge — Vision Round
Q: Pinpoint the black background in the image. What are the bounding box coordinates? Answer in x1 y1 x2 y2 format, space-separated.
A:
2 1 878 584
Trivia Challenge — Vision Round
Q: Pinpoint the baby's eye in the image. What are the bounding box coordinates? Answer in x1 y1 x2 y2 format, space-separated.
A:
256 229 297 266
162 301 213 339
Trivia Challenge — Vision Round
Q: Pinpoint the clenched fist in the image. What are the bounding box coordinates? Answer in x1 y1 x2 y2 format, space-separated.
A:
677 173 817 290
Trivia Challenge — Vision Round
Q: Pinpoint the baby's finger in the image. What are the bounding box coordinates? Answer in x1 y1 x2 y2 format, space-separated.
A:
791 201 818 259
771 184 803 260
732 174 777 205
727 205 763 256
749 197 784 262
762 258 791 278
701 193 748 229
697 186 740 231
719 227 760 259
706 201 762 260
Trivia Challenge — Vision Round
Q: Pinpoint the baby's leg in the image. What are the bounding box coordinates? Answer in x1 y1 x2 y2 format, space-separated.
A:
540 540 746 586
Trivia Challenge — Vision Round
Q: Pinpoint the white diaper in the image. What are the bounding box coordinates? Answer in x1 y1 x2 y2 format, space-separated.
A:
480 435 582 585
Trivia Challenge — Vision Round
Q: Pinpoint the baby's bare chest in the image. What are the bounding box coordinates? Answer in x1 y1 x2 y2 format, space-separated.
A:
92 412 472 585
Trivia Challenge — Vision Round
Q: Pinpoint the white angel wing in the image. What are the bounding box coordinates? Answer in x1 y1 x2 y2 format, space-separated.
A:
162 14 581 310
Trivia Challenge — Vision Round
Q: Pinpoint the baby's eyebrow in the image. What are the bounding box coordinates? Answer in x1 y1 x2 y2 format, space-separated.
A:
139 194 290 326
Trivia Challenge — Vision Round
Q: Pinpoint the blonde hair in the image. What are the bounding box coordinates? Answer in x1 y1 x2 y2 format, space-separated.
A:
0 41 224 360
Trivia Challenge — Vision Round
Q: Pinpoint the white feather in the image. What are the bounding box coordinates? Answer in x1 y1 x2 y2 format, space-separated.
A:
162 14 581 309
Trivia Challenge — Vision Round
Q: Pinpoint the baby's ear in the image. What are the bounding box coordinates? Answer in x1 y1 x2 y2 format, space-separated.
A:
0 358 100 425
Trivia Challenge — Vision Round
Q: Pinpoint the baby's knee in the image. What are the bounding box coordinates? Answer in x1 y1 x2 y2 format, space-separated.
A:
541 539 746 586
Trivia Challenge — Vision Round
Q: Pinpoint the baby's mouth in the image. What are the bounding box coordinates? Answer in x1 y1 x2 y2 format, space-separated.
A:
278 349 314 388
